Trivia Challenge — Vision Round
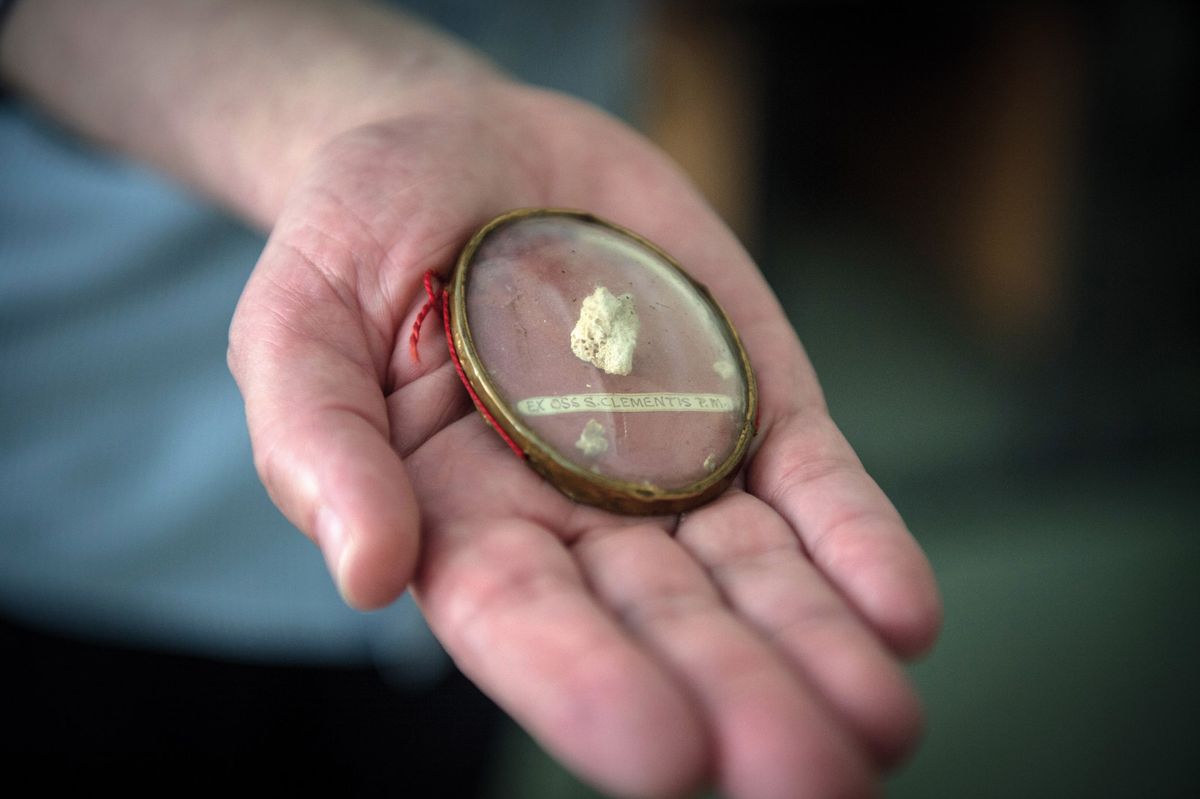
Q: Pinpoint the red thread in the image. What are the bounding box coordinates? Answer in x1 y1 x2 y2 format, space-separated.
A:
408 271 441 363
409 269 525 459
441 286 526 459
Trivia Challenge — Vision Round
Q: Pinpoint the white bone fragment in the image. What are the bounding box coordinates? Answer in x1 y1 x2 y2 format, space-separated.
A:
571 286 639 375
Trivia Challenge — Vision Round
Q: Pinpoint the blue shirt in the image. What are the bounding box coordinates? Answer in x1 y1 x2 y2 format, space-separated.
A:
0 0 640 678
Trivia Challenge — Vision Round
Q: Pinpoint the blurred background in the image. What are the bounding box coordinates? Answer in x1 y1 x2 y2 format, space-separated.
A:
487 1 1200 796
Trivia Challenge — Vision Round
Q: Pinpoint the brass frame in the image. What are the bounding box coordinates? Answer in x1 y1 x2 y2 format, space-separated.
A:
449 208 758 515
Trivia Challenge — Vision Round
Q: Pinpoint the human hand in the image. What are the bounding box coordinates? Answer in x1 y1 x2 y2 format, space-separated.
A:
228 80 940 798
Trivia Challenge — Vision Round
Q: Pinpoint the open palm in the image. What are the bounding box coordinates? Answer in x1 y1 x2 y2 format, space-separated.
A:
229 82 940 798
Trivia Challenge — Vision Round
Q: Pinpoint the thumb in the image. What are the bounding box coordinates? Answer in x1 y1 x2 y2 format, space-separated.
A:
229 238 419 609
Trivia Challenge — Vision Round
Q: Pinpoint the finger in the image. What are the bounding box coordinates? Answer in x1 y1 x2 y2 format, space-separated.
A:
573 523 875 799
228 240 419 609
678 491 924 768
659 217 942 656
413 514 707 799
748 413 942 657
386 361 472 458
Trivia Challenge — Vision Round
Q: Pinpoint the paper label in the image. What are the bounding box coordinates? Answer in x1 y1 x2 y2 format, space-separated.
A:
517 392 737 416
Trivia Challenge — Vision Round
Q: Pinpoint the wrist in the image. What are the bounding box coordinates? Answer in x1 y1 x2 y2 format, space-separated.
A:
163 4 513 228
0 0 510 227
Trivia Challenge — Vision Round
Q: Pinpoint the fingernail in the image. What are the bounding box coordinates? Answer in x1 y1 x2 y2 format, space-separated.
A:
315 505 350 596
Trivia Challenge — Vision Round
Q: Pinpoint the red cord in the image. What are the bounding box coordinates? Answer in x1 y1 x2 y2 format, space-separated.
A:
410 270 525 459
441 287 526 459
408 271 441 363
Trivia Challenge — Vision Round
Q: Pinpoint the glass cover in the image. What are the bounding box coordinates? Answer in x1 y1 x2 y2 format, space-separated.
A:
456 210 753 507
